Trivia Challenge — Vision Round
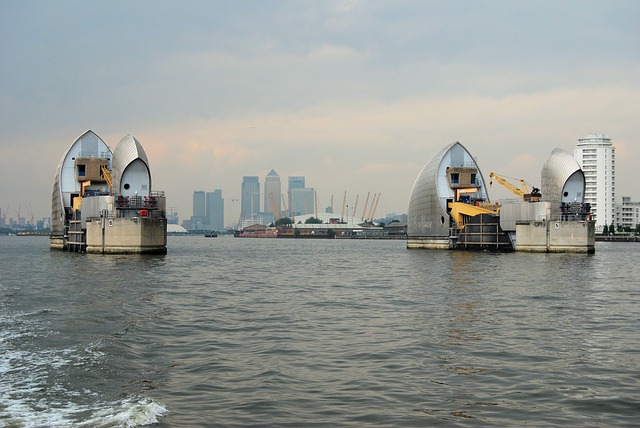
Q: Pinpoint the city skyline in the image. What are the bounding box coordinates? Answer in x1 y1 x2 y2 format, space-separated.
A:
1 140 638 231
1 2 639 226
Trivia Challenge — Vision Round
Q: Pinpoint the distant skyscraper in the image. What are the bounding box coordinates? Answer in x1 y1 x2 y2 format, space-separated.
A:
264 170 281 217
574 133 615 232
241 176 260 220
206 189 224 230
193 191 206 217
291 187 315 216
191 190 206 229
288 176 305 216
288 176 305 191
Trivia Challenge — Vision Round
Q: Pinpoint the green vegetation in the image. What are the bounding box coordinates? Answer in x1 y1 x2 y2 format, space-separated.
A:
304 217 323 224
274 217 293 226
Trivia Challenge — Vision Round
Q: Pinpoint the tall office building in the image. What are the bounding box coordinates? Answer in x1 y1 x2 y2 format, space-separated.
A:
288 176 305 191
191 190 206 229
206 189 224 231
264 170 281 216
291 187 315 216
241 176 260 220
574 134 615 232
288 176 306 216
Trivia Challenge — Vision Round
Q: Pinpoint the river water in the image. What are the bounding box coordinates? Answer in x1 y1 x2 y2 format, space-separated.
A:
1 235 639 427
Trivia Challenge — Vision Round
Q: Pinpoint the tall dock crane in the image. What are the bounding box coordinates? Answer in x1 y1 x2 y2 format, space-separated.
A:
489 172 541 202
361 191 371 222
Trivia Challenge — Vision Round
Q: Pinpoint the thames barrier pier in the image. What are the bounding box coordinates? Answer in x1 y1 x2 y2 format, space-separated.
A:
407 142 594 253
50 130 167 254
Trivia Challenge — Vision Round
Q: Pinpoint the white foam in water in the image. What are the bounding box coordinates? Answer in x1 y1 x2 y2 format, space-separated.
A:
79 398 169 427
1 353 168 427
0 309 168 427
2 396 168 427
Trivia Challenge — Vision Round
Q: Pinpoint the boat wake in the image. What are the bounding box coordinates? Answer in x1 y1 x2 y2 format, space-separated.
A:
0 309 168 427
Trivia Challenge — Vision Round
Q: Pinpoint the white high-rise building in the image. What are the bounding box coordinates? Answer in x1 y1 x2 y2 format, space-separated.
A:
574 134 615 232
617 196 640 231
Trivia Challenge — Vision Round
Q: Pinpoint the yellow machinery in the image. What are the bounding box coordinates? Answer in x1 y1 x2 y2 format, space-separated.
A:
101 165 113 188
489 172 541 202
73 167 113 213
448 201 499 229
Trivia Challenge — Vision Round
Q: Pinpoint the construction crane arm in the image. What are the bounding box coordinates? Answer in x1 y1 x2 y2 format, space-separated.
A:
489 172 524 198
489 172 541 202
101 165 113 188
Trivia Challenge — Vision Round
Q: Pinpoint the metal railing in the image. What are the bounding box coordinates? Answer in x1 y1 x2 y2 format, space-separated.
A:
116 195 160 210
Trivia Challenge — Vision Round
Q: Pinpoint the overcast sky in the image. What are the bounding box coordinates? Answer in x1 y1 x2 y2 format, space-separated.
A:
1 0 638 226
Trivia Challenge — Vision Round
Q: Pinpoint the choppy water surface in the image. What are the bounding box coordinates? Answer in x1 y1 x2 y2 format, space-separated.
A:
1 236 639 427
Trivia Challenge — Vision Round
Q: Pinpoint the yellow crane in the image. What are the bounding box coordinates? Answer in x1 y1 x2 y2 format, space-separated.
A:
366 192 376 221
361 191 370 222
489 172 541 202
101 165 113 188
369 192 381 221
352 194 359 222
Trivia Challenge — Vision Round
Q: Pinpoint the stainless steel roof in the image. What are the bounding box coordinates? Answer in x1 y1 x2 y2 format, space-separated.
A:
407 142 488 238
111 134 151 194
541 148 584 201
51 130 111 235
540 148 585 218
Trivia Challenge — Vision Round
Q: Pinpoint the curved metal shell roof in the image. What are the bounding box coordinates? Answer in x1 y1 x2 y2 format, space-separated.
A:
51 130 111 235
541 148 584 204
407 142 489 237
111 134 151 195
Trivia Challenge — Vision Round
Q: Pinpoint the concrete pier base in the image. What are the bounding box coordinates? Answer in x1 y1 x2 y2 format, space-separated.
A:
407 236 451 250
515 220 595 253
85 217 167 254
